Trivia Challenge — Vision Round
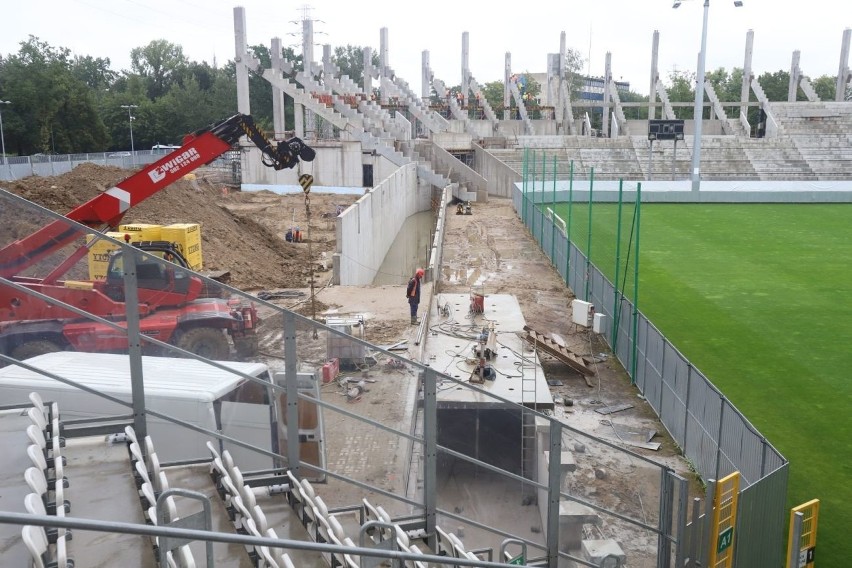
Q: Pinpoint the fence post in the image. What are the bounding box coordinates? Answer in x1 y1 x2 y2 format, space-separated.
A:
612 180 624 348
284 311 300 476
422 367 438 553
546 421 562 568
715 397 726 482
551 155 557 262
787 511 804 568
682 363 693 451
584 167 594 301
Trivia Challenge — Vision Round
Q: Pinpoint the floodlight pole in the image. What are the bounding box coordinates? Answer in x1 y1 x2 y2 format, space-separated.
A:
691 0 710 192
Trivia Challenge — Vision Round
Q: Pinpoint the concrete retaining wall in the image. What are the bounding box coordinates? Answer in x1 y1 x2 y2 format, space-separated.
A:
334 163 423 285
242 142 363 186
474 143 521 198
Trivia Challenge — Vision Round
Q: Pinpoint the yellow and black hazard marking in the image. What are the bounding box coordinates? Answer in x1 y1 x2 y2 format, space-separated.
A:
299 174 314 193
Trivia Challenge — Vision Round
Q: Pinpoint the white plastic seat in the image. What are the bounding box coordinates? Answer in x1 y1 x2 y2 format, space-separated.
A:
29 392 58 429
135 460 151 488
128 441 145 466
230 494 253 531
328 515 346 543
447 532 466 559
435 526 455 558
143 436 156 462
176 544 196 568
406 544 428 568
22 525 49 568
140 481 156 509
221 450 236 478
252 504 269 534
28 405 48 431
341 536 360 568
395 524 410 549
285 470 305 515
24 493 61 544
26 466 68 515
124 425 138 445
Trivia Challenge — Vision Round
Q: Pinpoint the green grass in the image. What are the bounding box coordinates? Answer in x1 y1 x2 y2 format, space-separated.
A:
549 202 852 565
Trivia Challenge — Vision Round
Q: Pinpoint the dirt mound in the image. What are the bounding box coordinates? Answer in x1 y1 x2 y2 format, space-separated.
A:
4 163 354 290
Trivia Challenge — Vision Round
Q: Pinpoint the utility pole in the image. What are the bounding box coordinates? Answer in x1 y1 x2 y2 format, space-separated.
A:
121 104 138 164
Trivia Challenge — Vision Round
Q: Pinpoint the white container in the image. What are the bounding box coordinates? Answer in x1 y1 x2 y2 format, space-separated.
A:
571 299 594 327
593 312 606 334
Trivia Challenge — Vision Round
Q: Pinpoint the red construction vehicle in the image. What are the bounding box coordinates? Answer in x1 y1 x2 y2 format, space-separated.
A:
0 114 315 361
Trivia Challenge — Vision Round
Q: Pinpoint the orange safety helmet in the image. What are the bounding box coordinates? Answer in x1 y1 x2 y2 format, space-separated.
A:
415 268 425 278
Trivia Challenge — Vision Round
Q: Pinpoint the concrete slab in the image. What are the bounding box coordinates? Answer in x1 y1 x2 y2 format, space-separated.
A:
425 294 553 409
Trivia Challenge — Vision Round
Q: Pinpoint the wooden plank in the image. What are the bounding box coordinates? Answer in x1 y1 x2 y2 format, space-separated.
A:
522 325 595 377
595 403 634 415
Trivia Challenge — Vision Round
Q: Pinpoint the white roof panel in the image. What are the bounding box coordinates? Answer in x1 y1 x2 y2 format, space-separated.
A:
0 352 268 401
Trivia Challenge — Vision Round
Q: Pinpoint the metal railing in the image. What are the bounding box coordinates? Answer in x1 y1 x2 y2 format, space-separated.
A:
0 187 686 567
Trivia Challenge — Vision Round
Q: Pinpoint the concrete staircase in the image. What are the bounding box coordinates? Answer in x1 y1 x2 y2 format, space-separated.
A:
704 81 747 137
432 77 479 137
631 136 692 180
508 81 535 135
468 76 500 133
771 102 852 179
655 82 677 120
382 69 449 134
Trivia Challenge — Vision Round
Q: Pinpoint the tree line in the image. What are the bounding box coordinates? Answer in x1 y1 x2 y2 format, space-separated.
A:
0 36 847 156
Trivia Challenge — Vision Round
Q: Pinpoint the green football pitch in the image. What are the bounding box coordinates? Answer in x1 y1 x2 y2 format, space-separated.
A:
549 201 852 564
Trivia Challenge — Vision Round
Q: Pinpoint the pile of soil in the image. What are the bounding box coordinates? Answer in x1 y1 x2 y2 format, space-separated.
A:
4 163 356 290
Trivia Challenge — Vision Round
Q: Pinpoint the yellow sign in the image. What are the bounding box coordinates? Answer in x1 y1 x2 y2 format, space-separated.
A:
708 472 741 568
787 499 819 568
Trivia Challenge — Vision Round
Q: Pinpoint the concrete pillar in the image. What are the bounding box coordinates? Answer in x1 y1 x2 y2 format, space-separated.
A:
837 28 851 102
789 50 801 102
323 44 332 78
233 7 250 116
363 47 373 97
271 37 286 137
380 28 389 105
462 32 470 108
740 30 754 123
602 52 612 138
649 30 660 121
422 50 431 102
504 53 511 121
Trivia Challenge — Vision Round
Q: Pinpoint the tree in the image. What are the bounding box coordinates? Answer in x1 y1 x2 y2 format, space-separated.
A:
73 55 118 93
0 36 108 154
481 81 505 113
332 45 379 89
665 70 696 119
130 40 189 100
811 75 836 101
756 70 790 102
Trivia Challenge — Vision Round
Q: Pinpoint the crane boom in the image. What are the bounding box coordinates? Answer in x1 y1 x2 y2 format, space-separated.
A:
0 114 314 279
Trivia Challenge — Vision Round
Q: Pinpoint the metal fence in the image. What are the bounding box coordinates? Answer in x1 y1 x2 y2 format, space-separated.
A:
513 181 789 568
0 150 239 183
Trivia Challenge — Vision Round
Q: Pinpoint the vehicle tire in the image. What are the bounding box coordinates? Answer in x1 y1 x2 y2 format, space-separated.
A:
10 339 63 360
175 327 231 360
233 335 259 359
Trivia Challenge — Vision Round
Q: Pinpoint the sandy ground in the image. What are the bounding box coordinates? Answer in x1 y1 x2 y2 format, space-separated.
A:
5 165 701 562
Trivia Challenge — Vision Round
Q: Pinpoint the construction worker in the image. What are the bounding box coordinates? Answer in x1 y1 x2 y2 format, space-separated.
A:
406 268 425 325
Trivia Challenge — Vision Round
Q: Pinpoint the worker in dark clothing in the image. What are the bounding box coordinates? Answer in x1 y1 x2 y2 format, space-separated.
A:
406 268 425 325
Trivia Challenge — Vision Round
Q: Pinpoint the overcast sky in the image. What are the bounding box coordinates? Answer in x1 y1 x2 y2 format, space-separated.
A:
1 0 850 97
